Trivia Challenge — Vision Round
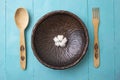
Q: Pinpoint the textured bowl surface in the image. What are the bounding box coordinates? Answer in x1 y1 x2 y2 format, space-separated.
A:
32 10 89 70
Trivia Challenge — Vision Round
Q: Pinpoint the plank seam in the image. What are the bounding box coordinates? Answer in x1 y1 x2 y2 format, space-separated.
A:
87 0 89 80
113 0 115 80
32 0 35 80
4 0 7 80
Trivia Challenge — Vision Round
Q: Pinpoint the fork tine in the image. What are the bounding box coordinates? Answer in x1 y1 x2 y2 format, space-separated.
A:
95 8 97 18
92 8 95 18
97 8 99 19
95 8 97 19
92 8 99 19
96 8 99 19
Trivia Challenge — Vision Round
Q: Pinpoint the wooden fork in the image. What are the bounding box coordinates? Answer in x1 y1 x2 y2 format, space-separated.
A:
92 8 100 68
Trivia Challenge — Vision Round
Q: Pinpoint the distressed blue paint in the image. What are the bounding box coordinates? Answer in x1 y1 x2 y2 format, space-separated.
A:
88 0 115 80
0 0 120 80
33 0 89 80
5 0 34 80
114 0 120 80
0 0 6 80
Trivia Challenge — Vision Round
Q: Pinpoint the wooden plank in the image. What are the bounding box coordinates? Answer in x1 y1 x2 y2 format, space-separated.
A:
5 0 34 80
114 0 120 80
0 0 6 80
33 0 89 80
88 0 115 80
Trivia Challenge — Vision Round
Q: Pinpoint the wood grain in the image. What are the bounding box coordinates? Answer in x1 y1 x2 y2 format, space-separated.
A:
20 30 26 70
93 22 100 68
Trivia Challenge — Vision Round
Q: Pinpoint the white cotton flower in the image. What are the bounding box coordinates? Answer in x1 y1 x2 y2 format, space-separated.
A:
53 36 59 42
62 37 67 44
57 35 64 41
55 42 60 47
59 41 66 47
53 35 68 47
59 37 67 47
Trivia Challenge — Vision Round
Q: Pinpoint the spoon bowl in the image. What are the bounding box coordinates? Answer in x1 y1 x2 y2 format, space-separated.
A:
15 8 29 30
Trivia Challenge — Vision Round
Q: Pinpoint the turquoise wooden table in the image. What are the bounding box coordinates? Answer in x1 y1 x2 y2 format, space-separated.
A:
0 0 120 80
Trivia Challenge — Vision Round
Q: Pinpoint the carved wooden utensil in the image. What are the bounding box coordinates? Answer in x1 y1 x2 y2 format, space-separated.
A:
92 8 100 68
15 8 29 70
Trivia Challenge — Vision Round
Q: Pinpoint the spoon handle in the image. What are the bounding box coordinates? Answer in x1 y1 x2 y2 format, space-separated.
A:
20 30 26 70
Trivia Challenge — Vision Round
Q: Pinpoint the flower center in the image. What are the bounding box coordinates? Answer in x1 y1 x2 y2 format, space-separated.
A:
53 35 67 47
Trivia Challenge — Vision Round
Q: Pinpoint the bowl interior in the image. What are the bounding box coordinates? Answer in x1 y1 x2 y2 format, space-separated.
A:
32 11 89 69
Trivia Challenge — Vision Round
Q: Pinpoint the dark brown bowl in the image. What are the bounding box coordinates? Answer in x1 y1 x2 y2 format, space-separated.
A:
31 10 89 70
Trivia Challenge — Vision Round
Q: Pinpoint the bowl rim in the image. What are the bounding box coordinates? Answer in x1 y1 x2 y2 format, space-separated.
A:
31 10 89 70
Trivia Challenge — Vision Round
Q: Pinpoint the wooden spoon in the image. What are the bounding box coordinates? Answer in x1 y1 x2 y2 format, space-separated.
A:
15 8 29 70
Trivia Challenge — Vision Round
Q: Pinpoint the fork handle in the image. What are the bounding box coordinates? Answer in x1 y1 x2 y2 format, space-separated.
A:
20 30 26 70
94 24 100 68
